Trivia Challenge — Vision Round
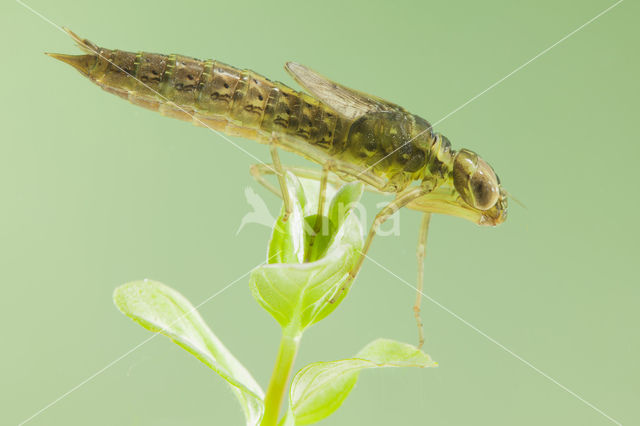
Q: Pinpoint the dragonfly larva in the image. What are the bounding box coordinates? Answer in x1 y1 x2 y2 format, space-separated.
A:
48 29 507 348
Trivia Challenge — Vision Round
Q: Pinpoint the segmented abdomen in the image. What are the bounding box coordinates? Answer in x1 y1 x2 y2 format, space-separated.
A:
90 49 348 151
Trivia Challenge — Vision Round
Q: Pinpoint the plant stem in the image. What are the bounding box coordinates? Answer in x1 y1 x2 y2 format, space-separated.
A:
261 327 301 426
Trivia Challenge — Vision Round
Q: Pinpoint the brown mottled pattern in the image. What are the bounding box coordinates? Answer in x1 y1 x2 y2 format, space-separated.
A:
160 54 204 105
87 47 347 153
198 61 241 115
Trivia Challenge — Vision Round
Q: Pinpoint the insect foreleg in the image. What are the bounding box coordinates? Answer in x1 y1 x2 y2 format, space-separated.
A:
330 185 431 303
414 212 431 349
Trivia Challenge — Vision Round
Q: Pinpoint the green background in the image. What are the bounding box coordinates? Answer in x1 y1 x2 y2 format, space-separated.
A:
2 0 637 424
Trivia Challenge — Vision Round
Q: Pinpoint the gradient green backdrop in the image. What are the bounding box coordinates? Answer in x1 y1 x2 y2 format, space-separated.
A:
2 0 638 424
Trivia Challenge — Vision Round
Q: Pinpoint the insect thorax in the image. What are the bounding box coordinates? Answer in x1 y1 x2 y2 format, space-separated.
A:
339 111 453 191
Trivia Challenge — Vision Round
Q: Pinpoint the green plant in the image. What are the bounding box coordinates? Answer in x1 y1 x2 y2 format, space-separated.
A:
113 173 437 425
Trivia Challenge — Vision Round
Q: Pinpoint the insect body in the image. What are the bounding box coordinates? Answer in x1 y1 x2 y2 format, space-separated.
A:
48 29 508 347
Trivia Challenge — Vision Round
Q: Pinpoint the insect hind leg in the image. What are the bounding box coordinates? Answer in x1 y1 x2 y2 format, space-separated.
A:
268 135 293 221
414 212 431 349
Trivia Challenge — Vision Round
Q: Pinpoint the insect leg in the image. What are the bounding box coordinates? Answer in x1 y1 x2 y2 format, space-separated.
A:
248 163 385 197
330 186 430 303
316 161 333 220
249 164 282 198
414 212 431 349
304 161 336 262
248 164 340 199
269 133 292 221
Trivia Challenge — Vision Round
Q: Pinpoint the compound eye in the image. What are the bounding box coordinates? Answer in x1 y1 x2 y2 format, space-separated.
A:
453 149 500 210
470 158 500 210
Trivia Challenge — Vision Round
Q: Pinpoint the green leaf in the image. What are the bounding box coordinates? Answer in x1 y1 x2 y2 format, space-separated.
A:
268 173 306 264
328 182 364 228
250 212 363 331
114 280 264 426
289 339 437 425
303 214 336 263
251 172 364 332
305 182 364 263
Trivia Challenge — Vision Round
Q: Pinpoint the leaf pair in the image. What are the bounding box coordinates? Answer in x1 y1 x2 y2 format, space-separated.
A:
114 281 436 426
